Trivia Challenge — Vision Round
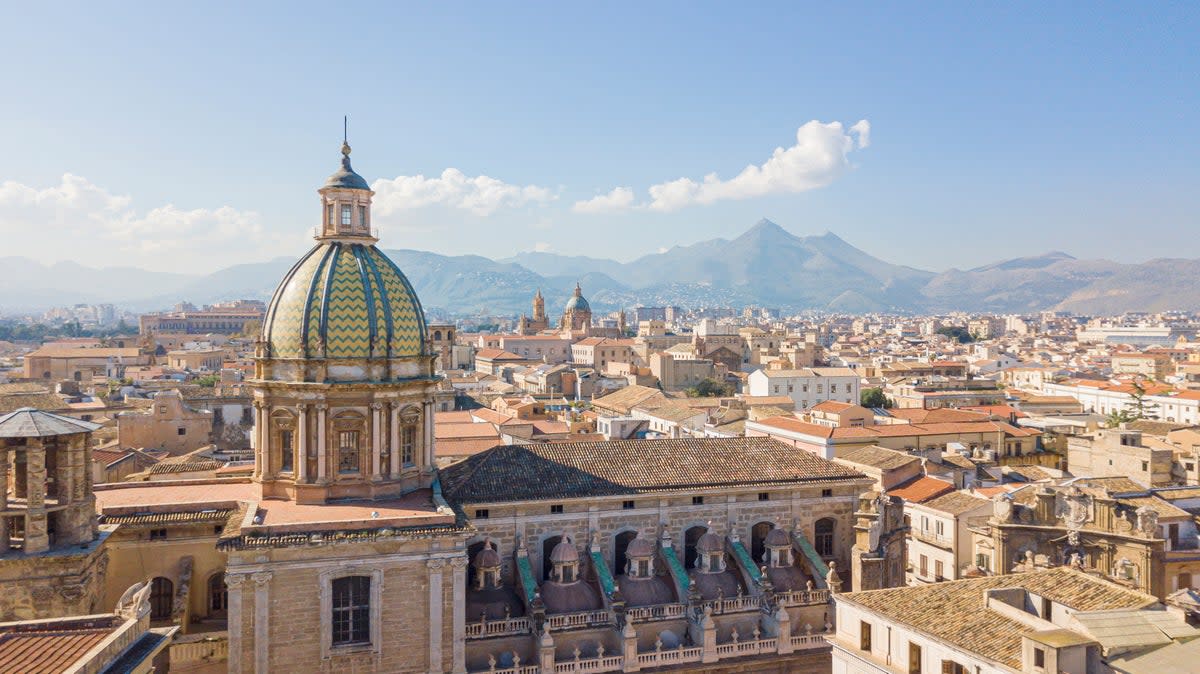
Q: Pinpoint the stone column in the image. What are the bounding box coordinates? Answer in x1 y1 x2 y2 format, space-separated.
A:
621 620 640 672
451 556 468 674
24 444 48 553
296 404 308 483
423 401 435 470
226 573 247 674
251 402 265 479
389 403 400 476
316 404 328 482
253 571 272 674
427 559 444 672
0 449 8 552
370 403 383 480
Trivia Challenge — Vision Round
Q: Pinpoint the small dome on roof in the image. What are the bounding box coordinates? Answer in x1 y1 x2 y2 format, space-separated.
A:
696 531 724 553
473 541 501 568
323 142 370 190
563 283 590 313
626 536 656 558
765 528 790 547
550 538 578 563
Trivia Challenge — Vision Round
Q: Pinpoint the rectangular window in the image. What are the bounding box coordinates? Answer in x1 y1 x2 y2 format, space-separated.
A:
1033 647 1045 668
177 427 186 436
1141 461 1149 471
622 500 635 510
150 529 167 541
341 204 352 226
550 504 563 514
860 621 872 651
338 430 360 473
821 488 833 497
358 205 366 228
402 425 416 466
280 429 294 472
758 492 770 501
920 554 928 577
474 509 489 519
327 203 334 225
935 560 944 580
941 661 968 674
331 576 371 646
976 553 990 571
692 496 704 505
909 642 922 674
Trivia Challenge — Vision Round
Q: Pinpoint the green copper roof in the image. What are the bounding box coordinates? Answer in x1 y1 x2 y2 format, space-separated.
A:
590 549 616 596
263 242 426 359
731 540 762 583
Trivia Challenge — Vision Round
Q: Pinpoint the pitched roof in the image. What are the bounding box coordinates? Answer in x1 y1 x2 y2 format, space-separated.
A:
920 490 991 516
591 385 671 415
440 437 866 504
836 445 920 471
840 567 1157 670
0 408 101 438
887 475 955 503
0 618 120 674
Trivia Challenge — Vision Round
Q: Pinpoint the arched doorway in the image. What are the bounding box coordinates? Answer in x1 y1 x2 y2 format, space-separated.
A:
751 522 774 565
814 518 835 557
542 535 562 581
150 577 174 621
208 574 227 617
467 540 486 588
613 531 638 576
684 525 708 570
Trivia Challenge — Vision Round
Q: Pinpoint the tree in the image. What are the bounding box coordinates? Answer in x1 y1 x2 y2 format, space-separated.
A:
1105 409 1138 428
860 387 893 409
1122 379 1159 421
936 326 975 344
194 374 220 388
239 320 262 338
684 378 734 398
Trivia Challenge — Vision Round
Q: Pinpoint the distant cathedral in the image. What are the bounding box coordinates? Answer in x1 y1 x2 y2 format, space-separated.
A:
558 283 592 333
516 289 549 334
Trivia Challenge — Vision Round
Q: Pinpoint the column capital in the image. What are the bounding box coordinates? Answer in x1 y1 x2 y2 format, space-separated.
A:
316 403 329 412
450 556 469 569
297 402 310 412
252 571 273 586
427 559 446 571
226 573 249 590
370 402 384 411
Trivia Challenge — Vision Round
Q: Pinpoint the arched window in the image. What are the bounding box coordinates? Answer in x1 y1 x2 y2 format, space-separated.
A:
332 411 364 474
433 330 442 341
150 577 174 621
332 576 371 646
814 518 835 557
751 522 774 565
614 530 637 576
208 574 227 616
542 536 562 581
272 409 295 474
467 540 486 588
684 526 708 571
400 406 420 466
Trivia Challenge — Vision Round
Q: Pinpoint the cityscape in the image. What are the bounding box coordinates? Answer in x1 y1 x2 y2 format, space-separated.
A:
1 4 1198 674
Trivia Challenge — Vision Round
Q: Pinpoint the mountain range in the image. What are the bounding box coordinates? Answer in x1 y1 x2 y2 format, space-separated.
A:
2 219 1196 316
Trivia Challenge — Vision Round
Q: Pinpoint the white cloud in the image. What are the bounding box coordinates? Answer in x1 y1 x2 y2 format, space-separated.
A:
572 186 636 214
371 168 555 217
0 174 278 270
646 119 870 212
534 241 552 252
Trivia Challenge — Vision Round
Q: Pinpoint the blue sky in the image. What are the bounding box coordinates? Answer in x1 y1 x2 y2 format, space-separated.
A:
1 1 1196 273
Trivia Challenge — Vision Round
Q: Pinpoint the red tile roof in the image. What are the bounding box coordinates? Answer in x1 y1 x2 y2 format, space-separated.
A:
887 476 955 503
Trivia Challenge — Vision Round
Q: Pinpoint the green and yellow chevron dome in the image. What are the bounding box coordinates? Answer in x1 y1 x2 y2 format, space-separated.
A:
262 242 427 359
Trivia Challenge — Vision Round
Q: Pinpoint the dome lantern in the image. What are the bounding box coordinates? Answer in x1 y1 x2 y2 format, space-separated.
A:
318 128 375 241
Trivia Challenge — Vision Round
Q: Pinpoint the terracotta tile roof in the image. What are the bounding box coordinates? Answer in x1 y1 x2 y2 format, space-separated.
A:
841 567 1157 670
475 349 524 360
435 411 475 423
149 460 224 474
436 437 503 457
436 422 501 440
751 416 834 438
0 617 120 674
887 476 955 503
920 490 991 516
99 509 234 526
811 400 855 413
591 385 671 415
884 408 991 423
836 445 920 471
440 437 867 504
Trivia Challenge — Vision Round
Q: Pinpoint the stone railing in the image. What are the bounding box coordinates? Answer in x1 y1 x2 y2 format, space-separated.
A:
169 633 229 665
791 633 830 650
715 637 777 657
476 665 539 674
625 603 686 622
466 616 533 639
545 609 613 631
552 655 623 673
704 594 761 614
777 589 830 606
636 646 702 667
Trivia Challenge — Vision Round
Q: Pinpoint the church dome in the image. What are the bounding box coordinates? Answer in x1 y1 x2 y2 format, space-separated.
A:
563 283 590 312
696 531 724 553
262 242 426 359
549 538 579 563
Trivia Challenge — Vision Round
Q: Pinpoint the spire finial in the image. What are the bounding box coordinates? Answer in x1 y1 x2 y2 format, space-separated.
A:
341 116 351 158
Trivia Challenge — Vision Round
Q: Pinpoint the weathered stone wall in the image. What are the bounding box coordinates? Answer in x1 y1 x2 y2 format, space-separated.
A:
0 542 108 621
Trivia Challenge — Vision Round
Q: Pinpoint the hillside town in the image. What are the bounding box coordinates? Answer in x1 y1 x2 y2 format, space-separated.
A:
0 137 1198 674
